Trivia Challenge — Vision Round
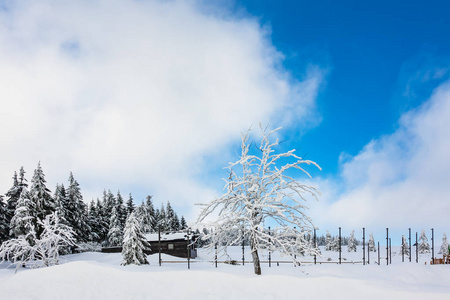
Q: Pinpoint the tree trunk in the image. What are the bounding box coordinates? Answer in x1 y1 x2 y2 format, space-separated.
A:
251 242 262 275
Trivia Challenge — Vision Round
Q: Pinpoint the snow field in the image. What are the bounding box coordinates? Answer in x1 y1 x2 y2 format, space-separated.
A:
0 247 449 300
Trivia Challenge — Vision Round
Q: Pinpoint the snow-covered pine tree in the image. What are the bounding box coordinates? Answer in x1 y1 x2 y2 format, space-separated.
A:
347 230 357 252
135 202 153 234
368 233 376 252
103 190 115 224
331 236 340 252
180 216 187 230
54 184 70 226
107 206 123 246
401 235 409 255
0 196 9 243
158 204 168 232
325 231 332 251
126 193 135 217
29 162 55 238
121 212 149 266
197 126 321 275
172 213 180 232
4 168 28 236
439 233 449 254
67 173 91 242
95 198 110 243
166 202 180 232
116 191 127 229
145 196 157 233
418 229 430 254
10 189 35 240
86 200 101 242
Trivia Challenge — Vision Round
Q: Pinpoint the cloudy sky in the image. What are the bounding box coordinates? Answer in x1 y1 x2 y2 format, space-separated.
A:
1 0 449 242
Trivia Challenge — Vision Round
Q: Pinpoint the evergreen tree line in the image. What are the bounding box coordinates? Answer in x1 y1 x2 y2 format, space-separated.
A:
0 164 188 250
315 233 362 247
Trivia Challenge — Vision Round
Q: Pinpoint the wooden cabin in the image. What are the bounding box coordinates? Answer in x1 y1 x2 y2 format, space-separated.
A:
102 232 197 259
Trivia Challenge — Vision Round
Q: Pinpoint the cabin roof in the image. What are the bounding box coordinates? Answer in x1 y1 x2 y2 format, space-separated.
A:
145 232 187 242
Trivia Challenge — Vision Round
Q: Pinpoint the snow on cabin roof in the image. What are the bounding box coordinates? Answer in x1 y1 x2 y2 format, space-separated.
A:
145 232 187 242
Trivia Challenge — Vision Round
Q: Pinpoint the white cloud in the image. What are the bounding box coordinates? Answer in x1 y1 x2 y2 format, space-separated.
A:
311 81 450 233
0 0 323 221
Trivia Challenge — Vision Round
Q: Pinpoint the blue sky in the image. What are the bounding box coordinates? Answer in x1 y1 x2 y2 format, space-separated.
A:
0 0 449 242
234 0 450 175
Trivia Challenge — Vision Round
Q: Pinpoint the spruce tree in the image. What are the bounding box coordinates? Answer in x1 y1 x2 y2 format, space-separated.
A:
325 231 332 251
103 190 116 224
401 235 409 255
121 212 149 266
54 184 70 226
158 204 168 232
29 162 54 237
126 194 135 216
107 206 123 246
172 213 180 232
418 229 430 254
368 233 376 252
135 202 153 234
347 230 357 252
439 233 449 254
96 197 110 243
10 189 35 239
4 170 28 234
180 216 187 230
145 196 157 233
66 172 90 242
4 171 19 220
166 202 177 232
0 196 9 243
86 200 101 242
116 191 127 229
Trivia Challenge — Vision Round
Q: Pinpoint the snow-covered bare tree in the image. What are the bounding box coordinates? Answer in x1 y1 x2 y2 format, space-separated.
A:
418 229 430 254
439 233 449 254
347 230 357 252
197 126 321 275
0 212 76 269
36 212 77 266
368 233 376 252
121 212 149 266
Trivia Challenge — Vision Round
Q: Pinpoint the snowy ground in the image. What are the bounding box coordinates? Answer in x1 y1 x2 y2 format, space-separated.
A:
0 246 449 299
